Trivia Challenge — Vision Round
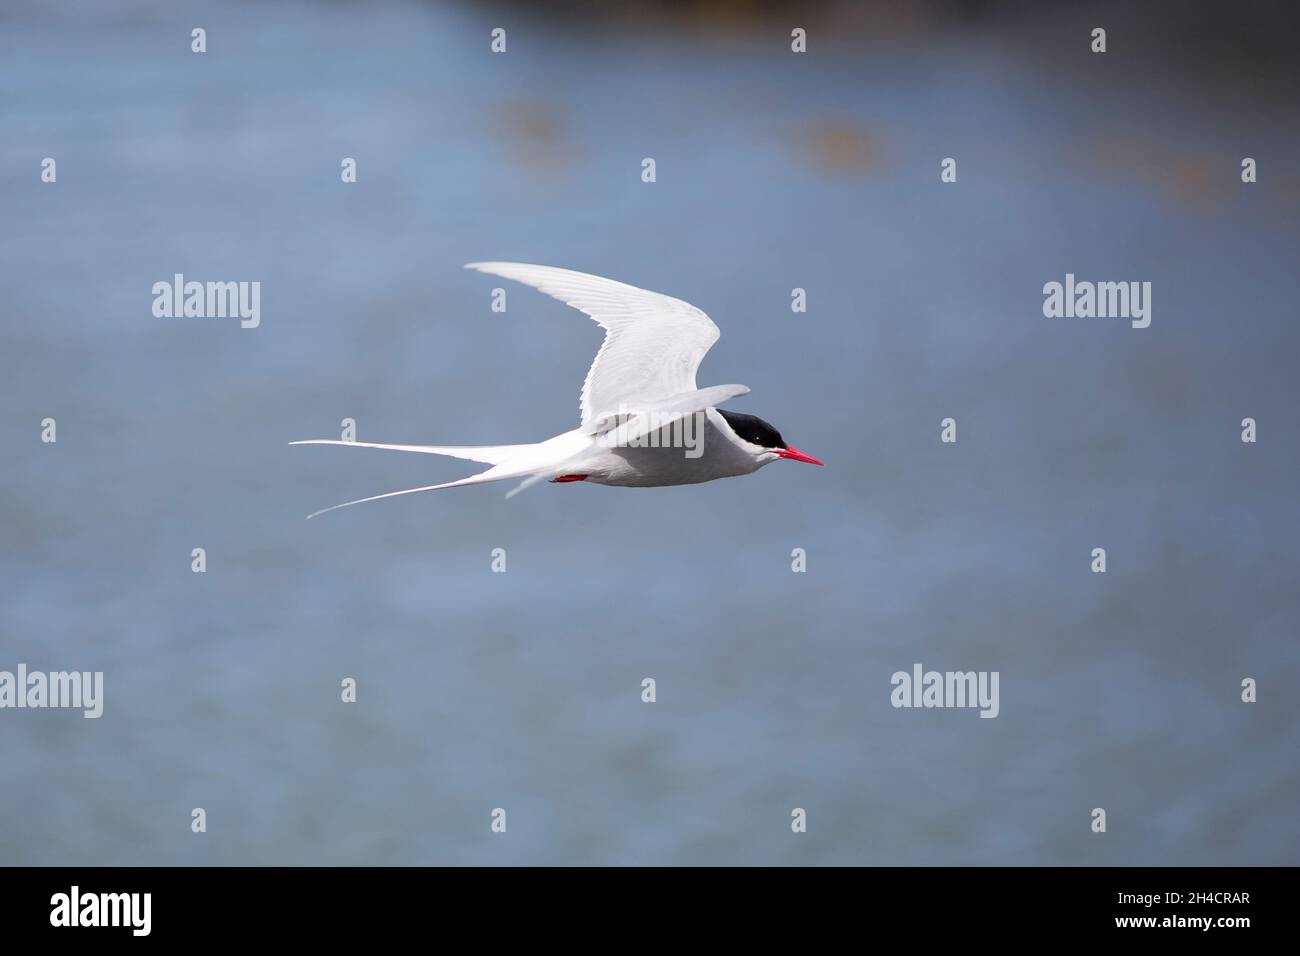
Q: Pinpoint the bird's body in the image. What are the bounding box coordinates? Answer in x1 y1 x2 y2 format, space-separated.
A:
553 408 768 488
293 263 821 517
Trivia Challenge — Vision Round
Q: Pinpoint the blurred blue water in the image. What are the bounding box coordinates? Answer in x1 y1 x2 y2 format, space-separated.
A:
1 0 1297 864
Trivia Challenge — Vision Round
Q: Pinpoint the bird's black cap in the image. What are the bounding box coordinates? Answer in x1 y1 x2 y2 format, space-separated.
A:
717 409 786 450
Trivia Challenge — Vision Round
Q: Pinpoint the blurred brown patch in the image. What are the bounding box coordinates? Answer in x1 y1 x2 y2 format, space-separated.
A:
488 97 576 171
1090 131 1233 213
802 117 882 173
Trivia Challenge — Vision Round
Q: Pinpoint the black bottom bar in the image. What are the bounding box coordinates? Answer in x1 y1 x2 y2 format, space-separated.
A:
0 866 1279 941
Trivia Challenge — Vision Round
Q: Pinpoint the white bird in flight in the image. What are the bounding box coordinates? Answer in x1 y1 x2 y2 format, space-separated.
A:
293 263 823 518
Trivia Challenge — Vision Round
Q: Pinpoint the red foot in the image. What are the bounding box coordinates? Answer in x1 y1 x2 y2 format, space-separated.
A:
550 474 588 483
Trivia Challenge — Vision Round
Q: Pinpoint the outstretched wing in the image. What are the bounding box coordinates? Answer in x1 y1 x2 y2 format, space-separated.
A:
465 262 721 426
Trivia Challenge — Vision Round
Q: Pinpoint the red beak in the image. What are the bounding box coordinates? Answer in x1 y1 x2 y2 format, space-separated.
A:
776 446 824 466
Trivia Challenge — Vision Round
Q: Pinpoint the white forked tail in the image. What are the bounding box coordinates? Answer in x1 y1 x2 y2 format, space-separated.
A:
299 465 536 519
288 439 531 466
290 429 596 518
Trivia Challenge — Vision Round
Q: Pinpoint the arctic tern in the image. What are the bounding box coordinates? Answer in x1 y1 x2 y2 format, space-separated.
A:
293 263 823 518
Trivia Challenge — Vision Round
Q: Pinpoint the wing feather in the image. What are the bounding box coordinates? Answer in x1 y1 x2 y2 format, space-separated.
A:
465 262 721 426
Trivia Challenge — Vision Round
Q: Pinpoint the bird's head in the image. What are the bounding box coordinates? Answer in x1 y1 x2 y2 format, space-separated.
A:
717 409 824 468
